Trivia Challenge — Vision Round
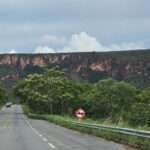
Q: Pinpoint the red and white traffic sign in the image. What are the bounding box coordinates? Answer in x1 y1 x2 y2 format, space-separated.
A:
75 108 86 119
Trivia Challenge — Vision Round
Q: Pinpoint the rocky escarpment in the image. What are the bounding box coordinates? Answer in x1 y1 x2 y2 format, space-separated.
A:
0 50 150 88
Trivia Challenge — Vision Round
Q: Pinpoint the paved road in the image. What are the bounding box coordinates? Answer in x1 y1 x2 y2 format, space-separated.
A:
0 105 131 150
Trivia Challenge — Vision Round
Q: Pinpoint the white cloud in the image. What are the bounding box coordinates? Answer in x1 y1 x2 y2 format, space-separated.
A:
40 35 66 46
34 46 56 53
63 32 145 52
110 42 145 50
63 32 109 52
0 49 17 54
9 49 17 53
34 32 145 53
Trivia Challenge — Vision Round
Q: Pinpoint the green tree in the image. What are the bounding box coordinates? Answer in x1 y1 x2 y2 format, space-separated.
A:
14 69 88 115
128 88 150 126
86 79 138 122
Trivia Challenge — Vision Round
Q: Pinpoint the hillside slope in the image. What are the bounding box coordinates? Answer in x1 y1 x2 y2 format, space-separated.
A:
0 50 150 88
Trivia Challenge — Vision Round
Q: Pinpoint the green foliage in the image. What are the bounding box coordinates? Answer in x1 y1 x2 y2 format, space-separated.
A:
22 65 45 77
0 65 16 77
14 69 91 115
84 79 138 123
128 88 150 126
0 83 6 105
14 69 150 127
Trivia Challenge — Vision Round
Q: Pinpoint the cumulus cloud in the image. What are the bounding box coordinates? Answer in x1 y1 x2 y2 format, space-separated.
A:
63 32 109 52
40 35 66 46
0 49 17 54
34 32 145 53
34 46 56 53
110 42 145 50
63 32 145 52
0 1 149 51
9 49 17 53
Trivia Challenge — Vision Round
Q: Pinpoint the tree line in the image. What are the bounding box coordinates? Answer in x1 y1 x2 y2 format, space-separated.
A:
14 68 150 126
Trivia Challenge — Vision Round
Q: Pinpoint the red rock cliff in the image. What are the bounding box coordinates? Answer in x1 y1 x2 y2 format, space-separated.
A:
0 50 150 88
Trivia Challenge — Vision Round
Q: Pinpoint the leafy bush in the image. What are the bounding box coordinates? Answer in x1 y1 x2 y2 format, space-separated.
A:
128 88 150 126
15 68 150 127
14 69 91 115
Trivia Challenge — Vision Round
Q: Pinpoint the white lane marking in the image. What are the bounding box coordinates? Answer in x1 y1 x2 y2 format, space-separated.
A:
25 119 56 149
48 143 55 149
25 119 41 136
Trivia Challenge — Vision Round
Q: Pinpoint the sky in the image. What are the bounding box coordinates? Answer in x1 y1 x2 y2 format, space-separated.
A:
0 0 150 53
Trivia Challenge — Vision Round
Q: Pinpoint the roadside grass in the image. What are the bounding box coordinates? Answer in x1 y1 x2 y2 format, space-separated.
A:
23 105 150 150
0 104 4 110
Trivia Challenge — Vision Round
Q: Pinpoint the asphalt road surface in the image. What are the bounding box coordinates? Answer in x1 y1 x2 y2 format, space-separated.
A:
0 105 131 150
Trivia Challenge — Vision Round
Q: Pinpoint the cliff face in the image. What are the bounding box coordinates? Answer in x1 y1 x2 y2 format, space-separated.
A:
0 50 150 88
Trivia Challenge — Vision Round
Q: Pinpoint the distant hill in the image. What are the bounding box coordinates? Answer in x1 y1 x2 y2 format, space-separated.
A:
0 49 150 88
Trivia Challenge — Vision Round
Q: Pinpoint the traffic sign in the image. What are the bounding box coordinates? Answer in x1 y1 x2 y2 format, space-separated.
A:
75 108 86 120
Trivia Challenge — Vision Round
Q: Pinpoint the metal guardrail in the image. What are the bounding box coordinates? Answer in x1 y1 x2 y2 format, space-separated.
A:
68 121 150 139
27 113 150 139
